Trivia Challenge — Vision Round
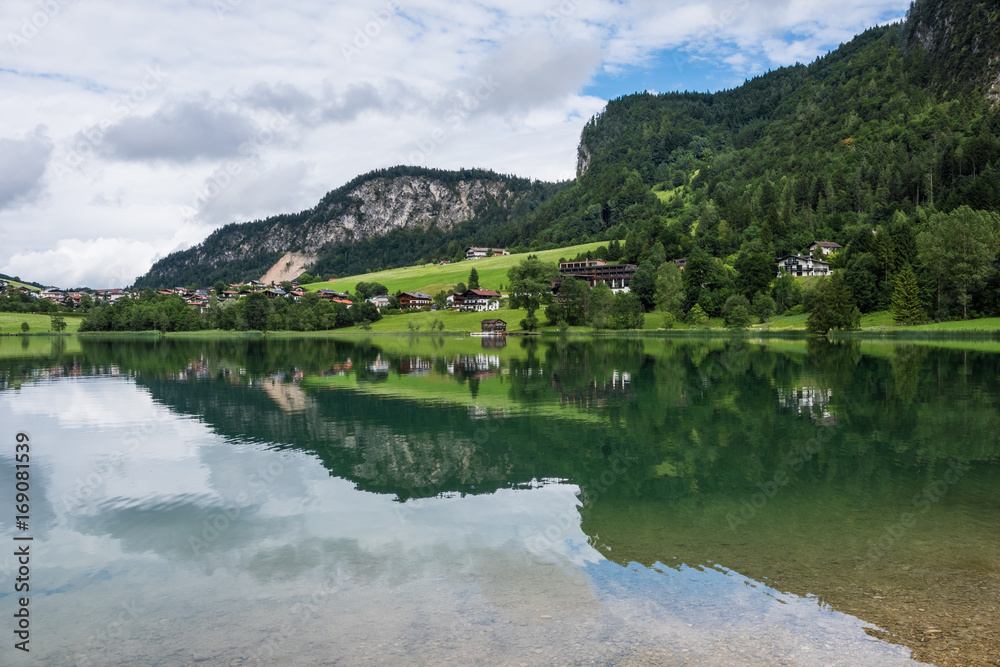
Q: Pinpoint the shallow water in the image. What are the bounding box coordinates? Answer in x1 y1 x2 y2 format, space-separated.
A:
0 335 997 665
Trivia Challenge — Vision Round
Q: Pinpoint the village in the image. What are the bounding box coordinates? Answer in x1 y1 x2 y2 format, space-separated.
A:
1 240 848 335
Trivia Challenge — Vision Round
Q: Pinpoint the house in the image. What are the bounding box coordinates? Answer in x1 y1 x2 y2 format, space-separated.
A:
456 289 501 311
808 241 843 256
465 246 510 260
398 292 432 309
0 280 8 289
439 260 452 265
316 289 350 301
556 261 637 292
331 298 353 308
481 319 507 333
367 295 391 310
264 289 287 299
673 258 687 269
776 255 832 277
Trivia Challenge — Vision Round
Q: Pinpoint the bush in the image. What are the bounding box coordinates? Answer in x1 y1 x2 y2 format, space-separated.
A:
784 304 804 316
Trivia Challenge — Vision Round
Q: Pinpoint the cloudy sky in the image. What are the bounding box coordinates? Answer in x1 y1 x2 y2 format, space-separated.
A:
0 0 909 288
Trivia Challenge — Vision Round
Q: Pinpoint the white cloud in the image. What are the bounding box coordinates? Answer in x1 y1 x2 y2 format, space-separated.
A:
0 0 912 287
0 126 52 209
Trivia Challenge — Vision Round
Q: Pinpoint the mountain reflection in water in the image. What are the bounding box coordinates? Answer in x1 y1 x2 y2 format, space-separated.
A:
0 334 997 665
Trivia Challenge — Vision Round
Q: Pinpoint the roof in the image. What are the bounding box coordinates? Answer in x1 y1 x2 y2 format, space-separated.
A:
811 241 843 248
481 318 506 324
464 289 501 297
400 291 431 299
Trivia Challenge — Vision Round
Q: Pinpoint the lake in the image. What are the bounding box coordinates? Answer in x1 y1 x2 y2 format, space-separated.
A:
0 335 998 666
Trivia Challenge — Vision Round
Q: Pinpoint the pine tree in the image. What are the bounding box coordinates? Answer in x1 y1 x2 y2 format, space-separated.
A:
468 267 480 290
807 272 861 334
891 265 925 325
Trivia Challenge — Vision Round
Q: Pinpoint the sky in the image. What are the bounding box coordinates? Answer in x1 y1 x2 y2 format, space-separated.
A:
0 0 910 288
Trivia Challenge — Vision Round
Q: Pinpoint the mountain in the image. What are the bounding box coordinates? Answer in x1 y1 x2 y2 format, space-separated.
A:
133 166 563 289
137 0 1000 308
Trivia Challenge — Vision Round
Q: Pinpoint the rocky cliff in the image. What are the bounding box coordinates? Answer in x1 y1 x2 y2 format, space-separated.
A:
133 167 557 288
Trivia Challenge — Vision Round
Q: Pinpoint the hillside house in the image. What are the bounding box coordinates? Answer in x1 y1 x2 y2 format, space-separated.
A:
317 289 350 301
556 260 636 293
455 289 501 311
367 295 391 310
776 255 831 277
808 241 843 256
398 292 432 309
465 247 510 260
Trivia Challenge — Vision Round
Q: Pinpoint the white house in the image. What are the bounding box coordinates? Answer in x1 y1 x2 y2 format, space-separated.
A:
776 255 832 277
367 295 391 310
465 247 510 260
808 241 843 256
456 289 501 311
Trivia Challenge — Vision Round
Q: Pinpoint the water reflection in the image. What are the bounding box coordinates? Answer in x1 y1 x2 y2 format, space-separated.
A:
0 335 997 664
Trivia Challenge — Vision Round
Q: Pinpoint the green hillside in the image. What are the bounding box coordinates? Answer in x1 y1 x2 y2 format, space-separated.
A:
303 242 604 295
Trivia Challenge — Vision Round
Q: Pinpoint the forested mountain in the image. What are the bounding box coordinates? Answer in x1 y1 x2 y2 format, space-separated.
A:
136 0 1000 322
133 167 563 288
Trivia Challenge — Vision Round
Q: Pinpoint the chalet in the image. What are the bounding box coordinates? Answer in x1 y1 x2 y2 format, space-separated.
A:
289 290 305 300
219 290 239 301
316 289 350 300
556 260 636 292
265 289 287 299
367 295 391 310
398 292 432 309
481 319 506 333
465 246 510 260
456 289 501 312
439 260 452 265
808 241 843 256
673 258 687 269
247 280 265 287
331 298 354 308
776 255 832 277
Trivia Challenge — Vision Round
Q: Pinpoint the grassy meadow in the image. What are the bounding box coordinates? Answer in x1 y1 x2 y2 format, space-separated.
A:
301 242 605 296
0 312 85 334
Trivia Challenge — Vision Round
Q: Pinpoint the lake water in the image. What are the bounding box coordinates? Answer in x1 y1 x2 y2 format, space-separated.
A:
0 335 998 666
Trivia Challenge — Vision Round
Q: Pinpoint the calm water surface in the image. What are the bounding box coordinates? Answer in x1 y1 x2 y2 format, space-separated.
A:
0 335 998 666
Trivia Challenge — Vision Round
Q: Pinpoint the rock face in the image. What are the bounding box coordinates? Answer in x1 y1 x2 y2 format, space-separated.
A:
135 169 537 288
576 140 593 179
259 251 318 285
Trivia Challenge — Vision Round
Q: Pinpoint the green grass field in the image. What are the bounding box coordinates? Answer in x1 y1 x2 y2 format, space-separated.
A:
0 312 85 333
303 242 605 296
2 279 41 292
